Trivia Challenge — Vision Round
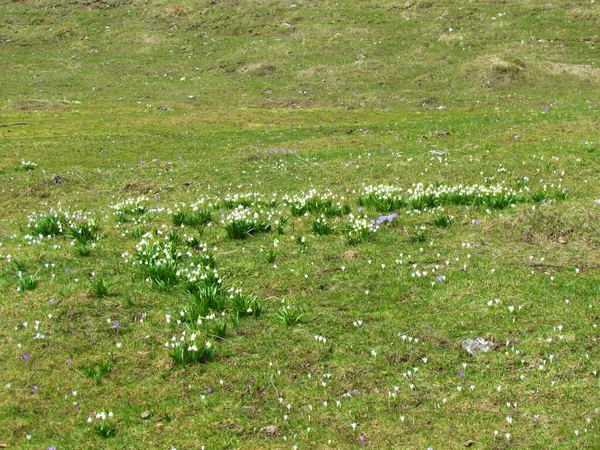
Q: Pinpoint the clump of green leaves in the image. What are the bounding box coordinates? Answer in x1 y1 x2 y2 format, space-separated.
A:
83 356 113 385
17 272 39 292
296 235 308 252
11 259 26 272
358 189 406 212
275 215 289 235
530 191 549 203
276 305 306 327
184 233 205 250
312 200 350 217
210 317 228 339
343 214 376 245
554 188 569 200
131 232 183 290
409 195 438 211
20 160 37 171
26 209 66 238
172 206 212 228
193 284 226 312
584 141 596 153
481 194 517 209
110 196 149 223
90 277 112 298
410 226 427 243
230 292 263 318
168 332 215 366
76 243 92 256
288 191 349 217
267 246 277 264
432 211 455 228
131 227 146 239
312 215 335 236
221 207 271 239
67 216 100 244
90 410 117 438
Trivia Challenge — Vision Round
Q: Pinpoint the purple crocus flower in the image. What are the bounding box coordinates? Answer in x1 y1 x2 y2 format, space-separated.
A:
375 212 398 225
32 385 39 393
437 275 446 283
22 353 29 362
458 370 465 378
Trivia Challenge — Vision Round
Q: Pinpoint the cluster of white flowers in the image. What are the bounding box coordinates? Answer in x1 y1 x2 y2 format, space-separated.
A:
65 211 97 227
358 182 530 211
182 234 207 250
167 198 216 218
128 232 185 266
222 191 264 207
227 286 244 298
110 196 149 222
220 205 281 226
191 197 216 209
407 182 523 202
110 195 148 214
64 211 100 243
314 335 327 344
20 160 37 170
164 330 213 353
177 262 222 286
347 213 378 235
360 184 405 201
87 410 114 423
24 208 68 244
314 215 329 226
282 189 345 215
221 206 258 224
284 190 314 214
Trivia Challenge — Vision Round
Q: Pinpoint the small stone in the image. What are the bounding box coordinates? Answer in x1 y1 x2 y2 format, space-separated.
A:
262 425 278 437
558 236 567 244
242 406 260 417
342 389 362 398
342 250 357 260
140 411 151 420
462 338 494 356
463 440 475 447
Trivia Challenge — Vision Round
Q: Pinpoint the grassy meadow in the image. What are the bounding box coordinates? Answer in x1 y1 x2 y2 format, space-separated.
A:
1 0 600 448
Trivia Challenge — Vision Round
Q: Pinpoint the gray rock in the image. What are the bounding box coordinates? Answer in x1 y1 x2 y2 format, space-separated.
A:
262 425 278 437
462 338 493 356
342 389 363 398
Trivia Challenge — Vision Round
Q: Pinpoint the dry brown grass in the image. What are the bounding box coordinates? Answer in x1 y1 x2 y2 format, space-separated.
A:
533 61 600 81
463 54 527 87
237 62 278 77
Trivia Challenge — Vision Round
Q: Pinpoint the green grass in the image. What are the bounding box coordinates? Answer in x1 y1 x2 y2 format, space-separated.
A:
1 0 600 448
